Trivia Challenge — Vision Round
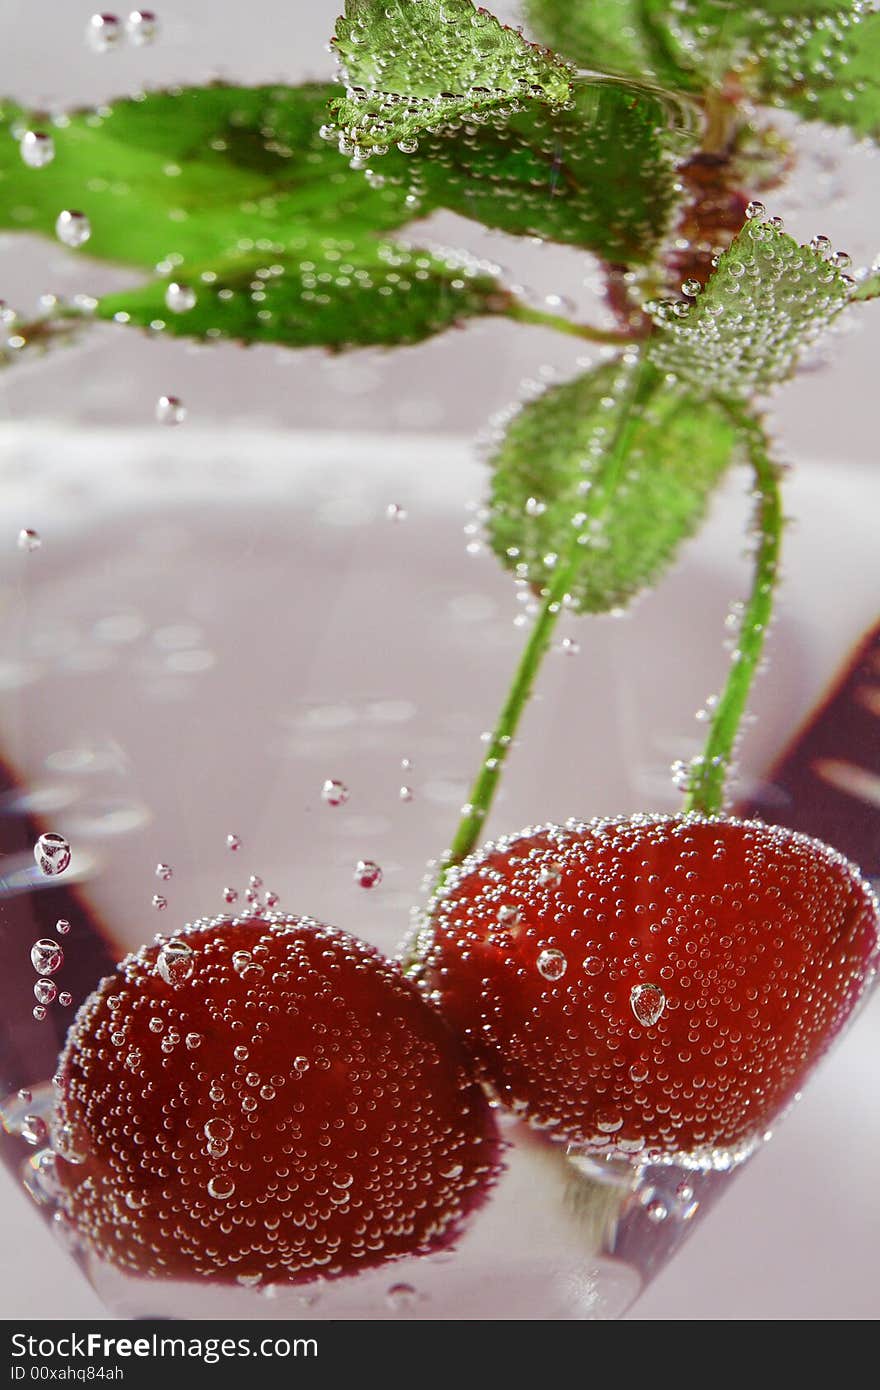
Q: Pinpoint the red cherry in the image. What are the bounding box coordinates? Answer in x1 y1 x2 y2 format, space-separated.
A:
53 915 501 1285
415 815 879 1168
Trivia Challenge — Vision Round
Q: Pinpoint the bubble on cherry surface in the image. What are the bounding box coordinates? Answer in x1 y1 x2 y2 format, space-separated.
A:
56 919 71 936
54 1119 89 1165
34 832 71 876
155 863 173 881
630 982 666 1028
34 979 57 1006
354 859 382 889
156 938 194 986
537 948 567 982
155 394 186 426
31 939 64 976
164 282 196 314
86 13 122 50
17 528 41 551
207 1175 236 1200
20 1115 49 1147
322 778 350 807
204 1118 234 1144
55 210 91 249
386 1283 418 1313
126 9 160 44
20 131 55 168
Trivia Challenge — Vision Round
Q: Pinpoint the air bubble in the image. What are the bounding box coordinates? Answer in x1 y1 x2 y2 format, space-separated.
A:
223 887 238 904
744 201 766 221
399 785 414 802
55 211 91 249
354 859 383 889
385 503 407 522
33 979 57 1006
386 1282 418 1313
152 894 168 911
226 833 241 852
58 992 73 1007
21 1115 49 1147
155 394 186 426
155 863 172 880
204 1118 234 1143
126 10 159 45
32 1007 47 1022
86 14 122 51
17 529 41 552
539 860 563 887
156 938 194 986
34 832 71 876
164 282 196 313
31 939 64 976
630 982 666 1028
20 132 54 169
207 1175 235 1200
322 779 350 807
56 920 71 936
537 948 567 982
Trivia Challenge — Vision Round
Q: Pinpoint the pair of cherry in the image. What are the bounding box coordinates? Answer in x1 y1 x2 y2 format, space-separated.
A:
53 812 877 1286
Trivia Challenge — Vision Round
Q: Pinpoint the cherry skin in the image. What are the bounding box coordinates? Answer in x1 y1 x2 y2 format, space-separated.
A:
53 914 501 1285
414 814 879 1168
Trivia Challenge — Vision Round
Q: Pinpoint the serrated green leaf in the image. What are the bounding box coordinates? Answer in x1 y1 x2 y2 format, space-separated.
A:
0 83 511 349
648 216 855 397
524 0 697 90
762 7 880 139
411 78 686 262
487 359 737 613
0 85 421 269
96 241 506 350
330 0 573 148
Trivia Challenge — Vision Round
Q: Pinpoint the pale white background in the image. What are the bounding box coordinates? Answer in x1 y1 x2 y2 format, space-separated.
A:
1 1 878 1322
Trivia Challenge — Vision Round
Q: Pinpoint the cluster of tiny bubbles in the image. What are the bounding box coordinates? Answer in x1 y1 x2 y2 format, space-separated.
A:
354 859 383 889
17 528 41 551
55 211 91 250
87 12 159 50
34 832 71 876
155 394 186 426
321 778 350 807
164 282 196 314
647 211 856 398
19 131 55 169
30 938 64 1021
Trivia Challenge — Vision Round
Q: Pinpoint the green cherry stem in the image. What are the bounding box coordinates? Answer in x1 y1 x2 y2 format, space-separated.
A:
682 402 784 816
504 298 647 345
440 352 655 880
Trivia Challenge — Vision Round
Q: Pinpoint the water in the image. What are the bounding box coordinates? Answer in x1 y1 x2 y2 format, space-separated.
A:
1 0 879 1324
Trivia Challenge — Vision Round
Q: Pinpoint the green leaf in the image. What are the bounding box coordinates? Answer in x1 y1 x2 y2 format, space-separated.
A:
0 83 510 349
524 0 697 90
762 7 880 140
96 241 507 350
330 0 573 149
0 85 422 269
648 214 855 397
487 359 738 613
411 78 687 262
